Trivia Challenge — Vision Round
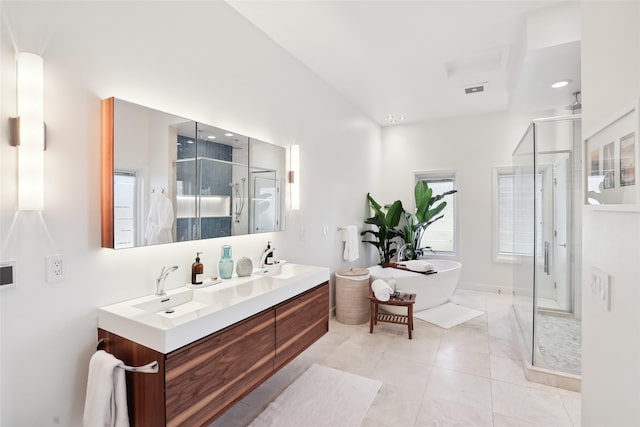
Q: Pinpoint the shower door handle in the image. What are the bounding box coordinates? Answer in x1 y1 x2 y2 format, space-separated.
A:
543 241 550 275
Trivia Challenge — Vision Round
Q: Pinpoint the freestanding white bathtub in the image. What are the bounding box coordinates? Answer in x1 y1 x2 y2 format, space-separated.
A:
368 259 462 314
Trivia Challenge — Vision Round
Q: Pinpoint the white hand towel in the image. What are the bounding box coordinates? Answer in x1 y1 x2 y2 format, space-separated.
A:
400 260 435 273
342 225 359 262
83 350 130 427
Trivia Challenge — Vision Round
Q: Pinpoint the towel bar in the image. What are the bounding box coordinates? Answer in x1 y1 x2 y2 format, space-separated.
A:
120 361 159 374
97 339 159 374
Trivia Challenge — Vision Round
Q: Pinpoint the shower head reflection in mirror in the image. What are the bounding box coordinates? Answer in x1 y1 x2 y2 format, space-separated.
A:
230 178 246 224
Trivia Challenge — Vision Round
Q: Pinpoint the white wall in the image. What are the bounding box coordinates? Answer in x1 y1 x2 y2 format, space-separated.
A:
581 2 640 426
0 2 380 425
379 110 550 292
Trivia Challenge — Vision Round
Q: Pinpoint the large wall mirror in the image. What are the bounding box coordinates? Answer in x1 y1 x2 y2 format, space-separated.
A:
101 98 286 249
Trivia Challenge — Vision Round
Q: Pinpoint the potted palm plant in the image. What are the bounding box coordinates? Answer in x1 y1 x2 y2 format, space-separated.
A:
361 193 403 265
399 181 457 260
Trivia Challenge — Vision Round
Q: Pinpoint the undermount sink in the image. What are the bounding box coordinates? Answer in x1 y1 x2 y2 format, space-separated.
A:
133 289 208 318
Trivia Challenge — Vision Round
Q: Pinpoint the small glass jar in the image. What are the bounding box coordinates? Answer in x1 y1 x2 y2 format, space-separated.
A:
219 245 234 279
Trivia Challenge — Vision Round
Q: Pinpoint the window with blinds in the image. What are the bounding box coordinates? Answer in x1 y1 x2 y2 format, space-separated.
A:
495 169 542 258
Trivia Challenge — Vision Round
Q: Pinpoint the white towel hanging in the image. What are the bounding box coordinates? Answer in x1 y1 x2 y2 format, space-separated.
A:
145 192 174 245
83 350 130 427
341 225 359 261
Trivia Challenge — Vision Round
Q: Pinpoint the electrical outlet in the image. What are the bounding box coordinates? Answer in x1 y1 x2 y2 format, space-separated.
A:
46 255 64 283
591 266 611 311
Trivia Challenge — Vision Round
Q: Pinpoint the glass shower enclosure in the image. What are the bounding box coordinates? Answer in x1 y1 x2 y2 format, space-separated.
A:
512 115 582 375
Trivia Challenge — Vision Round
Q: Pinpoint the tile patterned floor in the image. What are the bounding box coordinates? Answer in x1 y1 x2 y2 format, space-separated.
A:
536 313 582 375
512 299 582 376
210 289 581 427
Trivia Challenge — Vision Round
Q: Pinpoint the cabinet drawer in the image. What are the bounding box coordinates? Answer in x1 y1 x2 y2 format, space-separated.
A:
275 282 328 370
165 310 275 427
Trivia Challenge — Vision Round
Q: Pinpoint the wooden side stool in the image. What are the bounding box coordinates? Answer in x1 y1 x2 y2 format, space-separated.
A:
367 293 416 339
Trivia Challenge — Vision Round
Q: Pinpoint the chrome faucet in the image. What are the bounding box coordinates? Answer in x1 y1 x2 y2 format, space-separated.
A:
259 247 275 268
397 244 409 263
156 265 178 296
398 244 433 262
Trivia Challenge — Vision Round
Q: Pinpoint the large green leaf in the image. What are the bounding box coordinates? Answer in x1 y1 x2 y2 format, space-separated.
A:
414 182 433 222
366 193 383 214
425 201 447 220
385 200 403 228
364 215 385 227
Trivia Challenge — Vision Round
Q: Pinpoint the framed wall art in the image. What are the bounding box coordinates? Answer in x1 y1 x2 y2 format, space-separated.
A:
584 99 640 211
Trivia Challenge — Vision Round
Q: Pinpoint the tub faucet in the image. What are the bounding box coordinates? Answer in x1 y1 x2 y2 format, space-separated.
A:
156 265 179 296
397 244 409 263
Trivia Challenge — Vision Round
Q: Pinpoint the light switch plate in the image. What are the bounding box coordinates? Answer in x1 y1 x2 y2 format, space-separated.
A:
0 261 16 287
591 266 611 311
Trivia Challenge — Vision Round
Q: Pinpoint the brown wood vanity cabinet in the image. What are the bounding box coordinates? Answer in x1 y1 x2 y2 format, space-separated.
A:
98 281 329 427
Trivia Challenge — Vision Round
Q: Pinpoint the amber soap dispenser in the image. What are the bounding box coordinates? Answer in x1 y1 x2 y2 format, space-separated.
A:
192 252 204 284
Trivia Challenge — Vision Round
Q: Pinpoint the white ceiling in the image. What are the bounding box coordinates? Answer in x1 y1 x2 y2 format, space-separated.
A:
229 1 581 126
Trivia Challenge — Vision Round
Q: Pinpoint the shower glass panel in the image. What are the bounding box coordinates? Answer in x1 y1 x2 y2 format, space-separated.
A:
512 123 536 365
512 115 582 375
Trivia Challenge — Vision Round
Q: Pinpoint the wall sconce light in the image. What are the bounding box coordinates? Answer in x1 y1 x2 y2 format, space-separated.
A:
288 144 300 210
9 52 45 211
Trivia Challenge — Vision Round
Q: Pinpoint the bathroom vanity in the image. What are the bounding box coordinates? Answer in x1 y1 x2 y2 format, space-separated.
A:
97 263 329 426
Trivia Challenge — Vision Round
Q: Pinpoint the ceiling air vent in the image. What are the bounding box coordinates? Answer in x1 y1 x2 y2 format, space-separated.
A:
464 82 487 94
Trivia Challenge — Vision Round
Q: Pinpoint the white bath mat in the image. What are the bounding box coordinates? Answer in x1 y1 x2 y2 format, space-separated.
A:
414 302 484 329
249 364 381 427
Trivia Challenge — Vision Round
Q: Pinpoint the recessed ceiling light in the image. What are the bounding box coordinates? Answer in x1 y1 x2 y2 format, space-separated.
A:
225 133 233 137
187 140 194 144
551 80 570 89
207 135 216 139
387 115 406 123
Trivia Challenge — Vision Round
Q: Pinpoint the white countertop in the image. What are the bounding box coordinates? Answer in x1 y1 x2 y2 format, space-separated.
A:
98 263 329 353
